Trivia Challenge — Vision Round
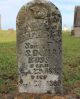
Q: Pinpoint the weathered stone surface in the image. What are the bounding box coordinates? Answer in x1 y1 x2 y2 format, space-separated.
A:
16 0 62 94
0 15 1 30
72 6 80 37
74 6 80 27
72 27 80 37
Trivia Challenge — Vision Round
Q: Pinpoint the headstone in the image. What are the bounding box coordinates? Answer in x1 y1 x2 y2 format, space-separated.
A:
0 15 1 30
71 6 80 37
16 0 62 95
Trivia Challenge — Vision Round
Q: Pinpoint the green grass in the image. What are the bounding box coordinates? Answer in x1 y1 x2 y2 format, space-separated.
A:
0 30 17 92
63 33 80 82
0 30 16 42
0 30 80 95
62 32 80 95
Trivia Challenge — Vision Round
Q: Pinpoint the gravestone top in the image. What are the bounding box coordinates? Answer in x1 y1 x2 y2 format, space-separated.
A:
71 6 80 37
0 15 1 30
74 6 80 27
16 0 62 95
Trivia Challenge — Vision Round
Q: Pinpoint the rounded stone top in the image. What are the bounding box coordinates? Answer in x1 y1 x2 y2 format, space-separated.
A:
33 0 48 3
16 0 62 30
17 0 61 18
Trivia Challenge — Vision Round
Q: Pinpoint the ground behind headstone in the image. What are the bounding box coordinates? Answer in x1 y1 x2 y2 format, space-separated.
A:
0 93 79 99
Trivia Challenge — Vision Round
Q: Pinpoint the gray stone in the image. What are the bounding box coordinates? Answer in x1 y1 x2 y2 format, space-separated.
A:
0 15 1 30
72 6 80 37
16 0 62 95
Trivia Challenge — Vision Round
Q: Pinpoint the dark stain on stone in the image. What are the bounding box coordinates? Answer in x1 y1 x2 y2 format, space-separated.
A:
19 79 23 84
47 90 52 94
54 67 61 75
31 75 35 79
54 86 62 95
53 80 61 86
